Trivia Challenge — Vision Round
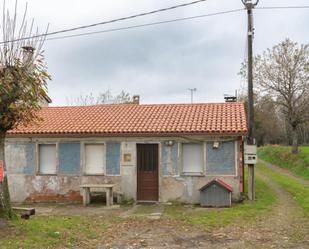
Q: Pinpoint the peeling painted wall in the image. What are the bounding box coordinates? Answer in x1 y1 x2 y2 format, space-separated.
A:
161 143 178 176
160 175 240 203
120 142 136 200
7 174 122 202
5 143 36 174
5 136 242 204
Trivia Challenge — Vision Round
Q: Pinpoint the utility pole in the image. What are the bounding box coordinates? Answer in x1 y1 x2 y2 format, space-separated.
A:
242 0 258 201
188 88 197 103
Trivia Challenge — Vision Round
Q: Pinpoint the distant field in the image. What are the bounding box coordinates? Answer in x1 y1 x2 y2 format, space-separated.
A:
258 145 309 180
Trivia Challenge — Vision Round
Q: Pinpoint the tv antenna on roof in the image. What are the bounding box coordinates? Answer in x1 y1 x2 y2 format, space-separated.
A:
188 88 197 103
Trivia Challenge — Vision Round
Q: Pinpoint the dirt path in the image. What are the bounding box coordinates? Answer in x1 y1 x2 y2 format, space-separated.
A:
97 213 243 249
259 159 309 186
221 169 309 248
96 168 309 249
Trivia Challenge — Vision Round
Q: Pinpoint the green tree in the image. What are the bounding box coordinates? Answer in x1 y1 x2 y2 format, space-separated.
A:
0 2 50 218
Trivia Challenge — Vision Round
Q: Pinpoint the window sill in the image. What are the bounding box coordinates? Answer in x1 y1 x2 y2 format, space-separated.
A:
83 174 106 176
205 174 237 177
181 172 205 177
57 173 80 176
36 173 57 176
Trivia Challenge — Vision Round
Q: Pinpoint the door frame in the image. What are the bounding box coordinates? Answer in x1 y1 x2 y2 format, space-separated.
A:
136 143 160 202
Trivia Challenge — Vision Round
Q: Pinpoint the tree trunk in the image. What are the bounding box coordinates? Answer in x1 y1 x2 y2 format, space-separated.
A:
291 126 299 154
0 133 14 219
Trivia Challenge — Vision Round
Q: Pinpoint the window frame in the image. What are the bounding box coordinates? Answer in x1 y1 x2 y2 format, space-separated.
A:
180 142 206 176
82 142 106 176
36 142 58 175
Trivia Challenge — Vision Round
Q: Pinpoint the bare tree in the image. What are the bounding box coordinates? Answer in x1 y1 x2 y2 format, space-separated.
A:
254 95 284 145
66 89 133 106
237 91 284 146
0 1 49 66
298 121 309 145
0 1 50 218
240 39 309 154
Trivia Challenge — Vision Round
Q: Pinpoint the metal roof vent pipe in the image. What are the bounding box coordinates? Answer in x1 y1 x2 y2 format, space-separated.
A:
133 95 140 104
21 46 52 106
224 94 237 103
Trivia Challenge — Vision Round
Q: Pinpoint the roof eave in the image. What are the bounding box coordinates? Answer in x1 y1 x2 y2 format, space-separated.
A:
6 131 247 138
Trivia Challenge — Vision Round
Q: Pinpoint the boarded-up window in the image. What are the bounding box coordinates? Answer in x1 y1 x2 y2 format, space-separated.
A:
206 141 235 175
182 143 203 174
85 144 105 174
39 144 57 174
59 143 81 174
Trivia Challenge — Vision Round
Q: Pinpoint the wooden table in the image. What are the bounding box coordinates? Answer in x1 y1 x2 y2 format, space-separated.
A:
80 184 115 207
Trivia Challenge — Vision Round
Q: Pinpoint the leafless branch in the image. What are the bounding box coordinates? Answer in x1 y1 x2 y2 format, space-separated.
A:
0 0 49 67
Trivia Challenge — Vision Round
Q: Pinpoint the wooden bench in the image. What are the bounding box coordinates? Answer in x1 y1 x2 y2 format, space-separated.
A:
80 184 115 207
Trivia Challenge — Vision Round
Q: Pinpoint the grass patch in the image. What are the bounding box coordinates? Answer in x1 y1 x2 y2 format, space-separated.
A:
164 175 277 228
258 145 309 180
257 162 309 217
0 215 119 249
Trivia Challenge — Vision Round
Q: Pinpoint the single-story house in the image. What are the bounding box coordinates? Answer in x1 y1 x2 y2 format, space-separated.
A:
5 100 247 204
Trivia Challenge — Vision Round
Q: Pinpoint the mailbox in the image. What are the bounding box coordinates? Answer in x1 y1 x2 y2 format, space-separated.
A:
244 144 257 164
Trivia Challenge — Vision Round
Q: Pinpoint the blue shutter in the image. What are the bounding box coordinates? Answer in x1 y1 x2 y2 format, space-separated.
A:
59 143 81 174
106 142 120 175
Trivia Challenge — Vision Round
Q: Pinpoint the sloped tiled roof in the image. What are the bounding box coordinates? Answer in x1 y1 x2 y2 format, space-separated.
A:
8 102 247 136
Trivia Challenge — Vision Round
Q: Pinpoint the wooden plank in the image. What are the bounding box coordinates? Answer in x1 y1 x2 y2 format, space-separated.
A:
13 207 35 216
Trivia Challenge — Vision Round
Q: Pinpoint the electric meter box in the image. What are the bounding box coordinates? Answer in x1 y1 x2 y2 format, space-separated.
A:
244 144 257 164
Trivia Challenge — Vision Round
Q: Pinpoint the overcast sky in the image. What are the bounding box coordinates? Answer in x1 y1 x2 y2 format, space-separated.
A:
4 0 309 105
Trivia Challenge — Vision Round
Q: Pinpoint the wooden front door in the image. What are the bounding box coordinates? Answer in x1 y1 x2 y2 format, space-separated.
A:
137 144 159 201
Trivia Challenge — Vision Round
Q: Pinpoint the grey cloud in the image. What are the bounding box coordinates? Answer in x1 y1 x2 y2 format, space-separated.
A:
29 0 309 105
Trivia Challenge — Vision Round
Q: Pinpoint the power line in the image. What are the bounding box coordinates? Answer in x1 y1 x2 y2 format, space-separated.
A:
1 2 307 45
47 8 244 42
47 5 309 42
0 0 208 44
256 5 309 10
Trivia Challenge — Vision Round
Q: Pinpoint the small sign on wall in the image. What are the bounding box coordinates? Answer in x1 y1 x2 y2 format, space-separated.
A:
0 160 3 182
123 153 132 162
121 142 136 166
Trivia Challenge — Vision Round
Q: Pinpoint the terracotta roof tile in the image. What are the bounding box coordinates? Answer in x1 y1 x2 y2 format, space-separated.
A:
8 102 247 136
200 179 233 192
